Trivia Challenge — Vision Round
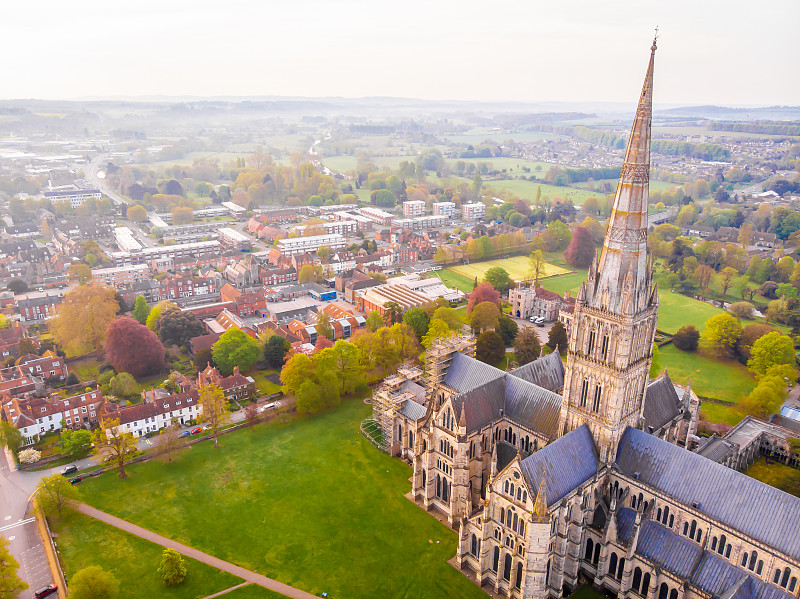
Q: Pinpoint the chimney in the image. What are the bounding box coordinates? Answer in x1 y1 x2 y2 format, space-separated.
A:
233 366 240 376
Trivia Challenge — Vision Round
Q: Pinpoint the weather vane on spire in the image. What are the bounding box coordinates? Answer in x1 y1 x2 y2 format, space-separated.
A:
652 26 659 50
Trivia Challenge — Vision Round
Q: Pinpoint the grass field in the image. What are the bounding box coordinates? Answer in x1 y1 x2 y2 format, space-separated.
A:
745 457 800 498
483 178 603 206
448 256 570 283
246 369 282 395
658 344 754 424
75 399 488 599
52 510 243 599
217 585 288 599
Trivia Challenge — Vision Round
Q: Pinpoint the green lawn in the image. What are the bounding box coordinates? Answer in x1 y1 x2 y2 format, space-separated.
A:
569 584 609 599
538 270 588 297
52 510 243 599
483 178 602 206
448 255 571 283
246 369 282 395
433 269 475 294
745 458 800 498
658 344 754 424
70 358 103 382
75 399 488 599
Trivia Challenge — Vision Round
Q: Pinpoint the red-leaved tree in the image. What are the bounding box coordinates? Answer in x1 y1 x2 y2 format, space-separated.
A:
467 282 501 315
564 226 596 268
105 318 165 378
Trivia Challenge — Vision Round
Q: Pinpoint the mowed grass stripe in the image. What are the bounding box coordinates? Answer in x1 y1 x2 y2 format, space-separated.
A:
448 255 571 282
78 399 488 599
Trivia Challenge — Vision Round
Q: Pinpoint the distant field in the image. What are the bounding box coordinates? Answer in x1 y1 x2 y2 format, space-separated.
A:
444 131 567 144
448 256 570 282
444 157 554 173
321 155 358 172
482 178 602 206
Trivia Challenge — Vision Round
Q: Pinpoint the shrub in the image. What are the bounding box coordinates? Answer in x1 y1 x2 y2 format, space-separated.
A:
672 325 700 352
18 448 41 464
728 301 755 320
759 281 779 299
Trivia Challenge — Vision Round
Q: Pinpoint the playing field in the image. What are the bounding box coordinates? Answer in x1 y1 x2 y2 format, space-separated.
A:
448 256 570 282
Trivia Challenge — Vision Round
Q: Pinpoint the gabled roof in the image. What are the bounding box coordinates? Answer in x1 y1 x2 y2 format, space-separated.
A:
451 377 506 433
642 371 682 431
504 376 562 439
443 352 504 394
518 425 598 507
693 553 793 599
509 352 565 393
615 427 800 560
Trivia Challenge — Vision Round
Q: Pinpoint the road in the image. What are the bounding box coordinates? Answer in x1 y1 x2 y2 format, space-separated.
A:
86 154 129 207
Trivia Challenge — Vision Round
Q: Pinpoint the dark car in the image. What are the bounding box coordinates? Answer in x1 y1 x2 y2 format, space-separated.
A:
35 584 58 598
69 477 82 485
61 464 78 476
178 431 191 438
190 427 202 435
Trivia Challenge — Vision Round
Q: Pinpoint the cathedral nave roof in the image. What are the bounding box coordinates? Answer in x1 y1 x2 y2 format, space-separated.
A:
508 350 565 393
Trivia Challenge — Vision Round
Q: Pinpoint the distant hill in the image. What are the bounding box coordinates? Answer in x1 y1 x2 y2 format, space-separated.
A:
657 105 800 121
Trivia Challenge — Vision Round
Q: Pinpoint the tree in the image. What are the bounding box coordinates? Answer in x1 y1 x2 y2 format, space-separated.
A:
528 249 546 283
153 422 185 463
470 301 501 334
547 220 571 250
132 296 150 325
748 332 795 376
693 264 715 291
513 327 542 365
157 309 205 347
742 377 785 419
497 315 518 346
383 301 403 325
317 245 331 260
244 402 259 426
365 311 384 332
547 321 568 353
298 264 324 284
18 338 36 356
126 205 146 222
318 340 362 396
68 263 93 284
431 306 463 331
476 330 505 365
728 301 755 320
146 300 178 332
718 266 738 297
197 383 230 449
483 267 514 293
672 326 700 351
263 335 291 368
280 353 313 396
212 329 260 375
0 421 22 457
702 313 742 357
738 324 775 361
316 312 334 340
106 318 165 378
109 372 137 399
564 226 595 268
467 282 501 314
59 428 93 457
94 419 137 478
36 473 79 518
51 283 119 355
422 319 453 349
402 308 430 341
171 206 193 225
193 348 214 370
158 549 187 586
69 565 119 599
0 537 27 598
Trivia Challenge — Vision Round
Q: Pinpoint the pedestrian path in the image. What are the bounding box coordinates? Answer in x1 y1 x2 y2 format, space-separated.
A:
76 504 318 599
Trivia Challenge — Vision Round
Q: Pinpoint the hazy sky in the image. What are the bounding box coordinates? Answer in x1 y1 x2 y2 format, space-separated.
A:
4 0 798 106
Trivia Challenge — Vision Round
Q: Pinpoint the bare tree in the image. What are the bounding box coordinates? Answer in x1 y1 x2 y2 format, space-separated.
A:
153 421 184 462
244 403 259 427
94 418 137 478
198 383 230 448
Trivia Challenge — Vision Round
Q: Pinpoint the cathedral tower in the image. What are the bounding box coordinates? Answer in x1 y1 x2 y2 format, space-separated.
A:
559 39 660 463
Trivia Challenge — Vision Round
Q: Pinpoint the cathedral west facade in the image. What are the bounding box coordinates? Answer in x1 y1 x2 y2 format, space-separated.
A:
370 39 800 599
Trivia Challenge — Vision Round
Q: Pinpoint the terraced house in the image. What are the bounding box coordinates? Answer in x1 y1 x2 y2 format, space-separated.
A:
369 40 800 599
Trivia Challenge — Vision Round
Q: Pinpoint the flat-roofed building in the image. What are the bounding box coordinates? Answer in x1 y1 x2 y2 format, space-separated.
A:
91 264 150 286
461 202 486 221
356 283 431 315
277 233 346 256
358 207 395 226
432 201 455 218
110 240 220 267
114 226 142 252
217 227 252 251
43 188 102 209
403 200 426 218
293 220 358 236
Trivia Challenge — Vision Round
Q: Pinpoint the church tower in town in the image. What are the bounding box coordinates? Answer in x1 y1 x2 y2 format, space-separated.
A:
559 38 660 463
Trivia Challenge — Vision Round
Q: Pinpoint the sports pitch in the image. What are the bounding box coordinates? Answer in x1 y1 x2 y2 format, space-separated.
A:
448 255 571 282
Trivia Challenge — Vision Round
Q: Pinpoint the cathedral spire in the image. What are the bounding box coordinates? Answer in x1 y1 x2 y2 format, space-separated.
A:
595 38 657 299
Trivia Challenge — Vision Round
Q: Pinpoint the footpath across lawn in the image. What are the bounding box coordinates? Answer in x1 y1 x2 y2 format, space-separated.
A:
52 510 243 599
76 399 488 599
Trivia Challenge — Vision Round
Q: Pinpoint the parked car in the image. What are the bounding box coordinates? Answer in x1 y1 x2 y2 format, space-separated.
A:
530 316 546 325
69 477 82 485
190 427 202 434
178 431 192 438
35 584 58 598
62 464 78 476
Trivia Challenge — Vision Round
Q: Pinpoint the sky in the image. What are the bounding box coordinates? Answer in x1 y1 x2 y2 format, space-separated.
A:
3 0 798 106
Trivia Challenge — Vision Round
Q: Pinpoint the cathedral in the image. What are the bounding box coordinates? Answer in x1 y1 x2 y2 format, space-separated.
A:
369 38 800 599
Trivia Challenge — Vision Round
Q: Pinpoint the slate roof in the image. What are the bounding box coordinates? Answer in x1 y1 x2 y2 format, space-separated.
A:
504 376 562 439
451 377 507 433
615 427 800 561
518 425 598 507
400 399 427 421
443 352 504 393
696 435 737 463
693 553 793 599
496 441 518 472
642 372 682 431
508 352 565 393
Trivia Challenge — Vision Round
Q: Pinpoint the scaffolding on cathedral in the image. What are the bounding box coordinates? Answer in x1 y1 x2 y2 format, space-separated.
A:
361 362 423 453
425 333 476 393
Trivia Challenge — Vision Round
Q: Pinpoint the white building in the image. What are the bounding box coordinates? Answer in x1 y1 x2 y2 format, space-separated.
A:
461 202 486 221
217 227 252 251
221 201 248 217
433 202 455 218
101 391 202 437
392 215 447 230
388 273 464 302
43 188 102 209
2 390 105 445
114 226 143 252
357 207 394 226
110 240 220 267
277 233 346 256
403 200 426 218
293 220 358 236
91 264 151 286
